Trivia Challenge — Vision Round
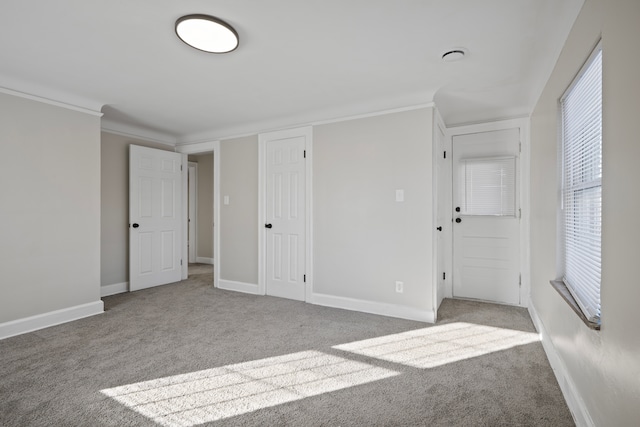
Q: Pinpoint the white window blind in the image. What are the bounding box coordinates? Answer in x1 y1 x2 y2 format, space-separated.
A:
561 45 602 324
460 157 516 216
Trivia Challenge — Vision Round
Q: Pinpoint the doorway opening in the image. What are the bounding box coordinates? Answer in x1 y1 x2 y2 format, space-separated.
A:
187 152 214 281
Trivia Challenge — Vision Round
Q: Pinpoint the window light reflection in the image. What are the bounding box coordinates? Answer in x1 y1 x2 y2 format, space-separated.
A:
333 322 540 369
101 350 398 426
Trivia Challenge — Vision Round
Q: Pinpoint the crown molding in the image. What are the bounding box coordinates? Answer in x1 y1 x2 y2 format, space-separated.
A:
175 140 219 154
177 93 435 144
0 85 103 117
310 102 435 126
101 119 177 146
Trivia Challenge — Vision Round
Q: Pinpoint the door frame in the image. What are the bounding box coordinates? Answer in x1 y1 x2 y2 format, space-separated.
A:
176 141 220 288
258 126 313 300
433 108 449 318
188 161 198 264
442 117 530 307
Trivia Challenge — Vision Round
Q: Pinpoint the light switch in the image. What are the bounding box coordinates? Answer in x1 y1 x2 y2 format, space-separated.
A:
395 189 404 202
224 195 230 205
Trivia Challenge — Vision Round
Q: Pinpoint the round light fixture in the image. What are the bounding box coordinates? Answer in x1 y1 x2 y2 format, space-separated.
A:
175 14 239 53
442 49 466 62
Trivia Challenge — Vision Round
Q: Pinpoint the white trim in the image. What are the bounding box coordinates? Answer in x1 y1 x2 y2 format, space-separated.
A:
177 102 434 145
518 120 531 307
258 137 266 295
213 141 220 289
446 114 530 129
310 103 435 126
218 280 260 295
528 302 595 427
196 257 214 265
305 129 314 299
258 126 313 300
181 153 189 281
432 106 445 320
0 85 103 117
188 141 220 289
101 119 176 146
188 162 198 264
101 282 129 297
175 140 218 154
309 293 435 324
0 301 104 341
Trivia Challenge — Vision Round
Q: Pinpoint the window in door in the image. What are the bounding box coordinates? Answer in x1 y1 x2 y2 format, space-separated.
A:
458 156 516 216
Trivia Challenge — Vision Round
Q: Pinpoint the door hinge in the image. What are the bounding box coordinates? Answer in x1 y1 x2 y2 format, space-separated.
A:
443 272 446 280
519 274 522 287
519 141 522 153
181 164 183 171
444 151 447 159
303 274 306 283
304 150 306 158
181 259 183 266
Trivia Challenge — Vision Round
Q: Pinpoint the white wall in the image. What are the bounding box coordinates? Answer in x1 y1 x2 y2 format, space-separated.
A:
0 92 102 327
530 0 640 424
313 108 434 319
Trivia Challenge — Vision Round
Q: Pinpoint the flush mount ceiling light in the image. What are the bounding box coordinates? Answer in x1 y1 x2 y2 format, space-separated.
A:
442 49 466 62
175 14 239 53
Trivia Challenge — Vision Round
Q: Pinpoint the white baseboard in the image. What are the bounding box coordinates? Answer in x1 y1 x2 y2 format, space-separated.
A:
196 257 214 265
528 302 594 427
0 301 104 341
101 282 129 297
309 292 435 323
218 279 259 295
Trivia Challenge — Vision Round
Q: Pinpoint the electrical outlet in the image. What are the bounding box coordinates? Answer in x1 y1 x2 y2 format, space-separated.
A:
395 281 404 293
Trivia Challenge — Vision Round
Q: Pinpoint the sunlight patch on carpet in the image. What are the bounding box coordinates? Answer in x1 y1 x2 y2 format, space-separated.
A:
101 350 399 426
333 322 540 369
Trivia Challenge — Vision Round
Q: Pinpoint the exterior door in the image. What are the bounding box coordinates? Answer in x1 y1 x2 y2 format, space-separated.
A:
129 145 183 291
264 132 307 301
452 128 520 305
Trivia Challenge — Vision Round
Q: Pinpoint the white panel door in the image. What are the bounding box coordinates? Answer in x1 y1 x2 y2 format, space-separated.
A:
265 135 306 301
452 129 520 305
130 145 183 291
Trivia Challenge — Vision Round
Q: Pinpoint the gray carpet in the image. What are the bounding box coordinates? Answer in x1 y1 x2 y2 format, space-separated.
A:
0 266 574 426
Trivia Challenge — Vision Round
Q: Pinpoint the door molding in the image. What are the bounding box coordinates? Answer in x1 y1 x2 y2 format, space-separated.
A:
188 161 198 264
176 141 220 288
444 117 530 307
258 126 313 300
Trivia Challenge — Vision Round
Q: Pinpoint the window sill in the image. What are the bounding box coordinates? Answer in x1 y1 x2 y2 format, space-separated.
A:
549 280 600 331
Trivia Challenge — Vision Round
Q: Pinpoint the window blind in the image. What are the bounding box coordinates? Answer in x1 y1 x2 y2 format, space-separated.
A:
561 46 602 324
460 157 516 216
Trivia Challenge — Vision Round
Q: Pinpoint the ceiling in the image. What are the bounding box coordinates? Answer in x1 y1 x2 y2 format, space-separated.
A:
0 0 583 145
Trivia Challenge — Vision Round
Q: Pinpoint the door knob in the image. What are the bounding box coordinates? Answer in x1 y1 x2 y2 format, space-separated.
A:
437 226 442 231
455 207 461 212
265 223 273 229
455 218 462 223
132 223 140 228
